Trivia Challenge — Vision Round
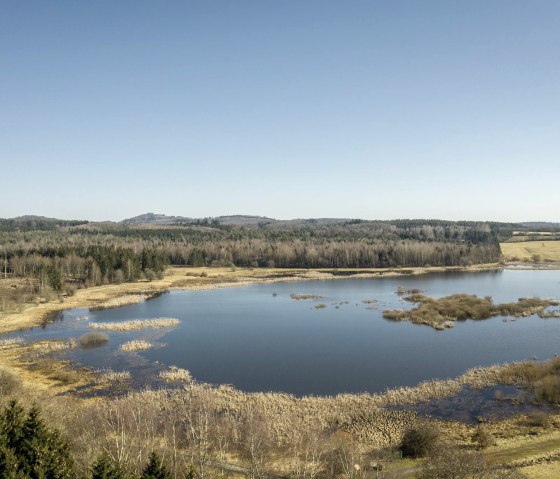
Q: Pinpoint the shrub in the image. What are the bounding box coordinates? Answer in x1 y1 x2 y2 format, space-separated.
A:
525 412 551 428
535 374 560 404
79 333 109 348
472 426 495 449
400 424 440 458
0 366 21 397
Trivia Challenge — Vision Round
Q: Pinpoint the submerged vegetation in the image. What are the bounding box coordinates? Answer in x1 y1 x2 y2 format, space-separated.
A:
383 294 560 329
291 293 324 300
79 332 109 347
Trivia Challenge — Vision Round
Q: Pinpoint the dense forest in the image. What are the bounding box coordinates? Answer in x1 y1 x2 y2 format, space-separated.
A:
0 217 516 301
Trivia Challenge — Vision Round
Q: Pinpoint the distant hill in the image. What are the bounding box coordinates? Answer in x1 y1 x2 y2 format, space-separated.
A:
121 213 192 225
0 215 89 231
214 215 277 226
518 222 560 232
120 213 276 226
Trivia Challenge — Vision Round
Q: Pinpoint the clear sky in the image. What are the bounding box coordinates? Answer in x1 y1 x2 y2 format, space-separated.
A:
1 1 559 222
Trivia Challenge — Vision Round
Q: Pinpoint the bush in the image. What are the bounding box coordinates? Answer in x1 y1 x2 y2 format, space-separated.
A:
472 426 495 450
525 412 551 428
400 424 440 458
79 333 109 348
0 366 21 397
535 374 560 404
419 447 526 479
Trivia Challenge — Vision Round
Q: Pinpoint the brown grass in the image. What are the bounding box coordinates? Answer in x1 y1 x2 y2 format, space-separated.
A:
501 241 560 262
90 318 179 331
158 366 192 382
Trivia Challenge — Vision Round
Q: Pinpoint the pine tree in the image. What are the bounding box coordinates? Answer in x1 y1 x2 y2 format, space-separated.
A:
0 400 25 451
91 454 126 479
0 403 75 479
0 446 25 479
141 452 171 479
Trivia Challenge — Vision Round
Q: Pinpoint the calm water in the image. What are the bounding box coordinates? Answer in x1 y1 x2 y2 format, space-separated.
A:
9 269 560 396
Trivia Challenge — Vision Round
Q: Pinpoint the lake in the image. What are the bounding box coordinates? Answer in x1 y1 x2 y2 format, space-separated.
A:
10 269 560 396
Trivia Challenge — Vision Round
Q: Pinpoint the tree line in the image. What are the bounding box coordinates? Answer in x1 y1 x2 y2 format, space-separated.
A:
0 220 506 297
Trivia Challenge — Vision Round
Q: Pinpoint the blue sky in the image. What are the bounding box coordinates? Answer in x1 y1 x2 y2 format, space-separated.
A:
1 1 559 222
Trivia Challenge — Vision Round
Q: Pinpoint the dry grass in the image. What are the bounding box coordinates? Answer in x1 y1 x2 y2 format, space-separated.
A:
522 461 560 479
32 339 78 353
120 339 152 352
0 337 24 347
159 366 192 382
501 241 560 262
95 369 131 383
90 294 148 310
90 317 179 331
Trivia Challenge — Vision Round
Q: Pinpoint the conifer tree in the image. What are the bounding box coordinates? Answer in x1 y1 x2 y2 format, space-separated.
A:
91 454 126 479
141 452 171 479
0 402 74 479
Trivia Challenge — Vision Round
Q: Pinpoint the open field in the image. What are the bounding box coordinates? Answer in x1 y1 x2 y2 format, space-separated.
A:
501 240 560 262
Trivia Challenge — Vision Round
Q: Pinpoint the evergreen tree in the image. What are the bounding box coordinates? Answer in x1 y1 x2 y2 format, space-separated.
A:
0 446 25 479
140 452 171 479
0 402 74 479
91 454 126 479
0 401 25 451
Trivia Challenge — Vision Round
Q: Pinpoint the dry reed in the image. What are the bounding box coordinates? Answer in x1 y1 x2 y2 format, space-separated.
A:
90 317 179 331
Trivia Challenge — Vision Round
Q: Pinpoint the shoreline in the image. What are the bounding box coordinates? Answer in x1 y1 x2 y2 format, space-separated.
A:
1 262 558 403
0 263 506 335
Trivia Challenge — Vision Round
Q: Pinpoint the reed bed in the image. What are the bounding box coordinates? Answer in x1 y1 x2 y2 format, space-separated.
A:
120 340 152 352
33 339 78 353
159 366 192 382
290 293 324 300
90 317 179 331
0 337 24 347
383 294 560 329
95 369 132 383
91 294 147 310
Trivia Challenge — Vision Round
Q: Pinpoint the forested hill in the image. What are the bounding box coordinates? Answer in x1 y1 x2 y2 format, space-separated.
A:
0 215 541 307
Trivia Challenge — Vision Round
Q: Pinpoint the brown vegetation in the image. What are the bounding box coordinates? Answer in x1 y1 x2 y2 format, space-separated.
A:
291 293 324 300
499 358 560 405
383 294 560 329
90 318 180 331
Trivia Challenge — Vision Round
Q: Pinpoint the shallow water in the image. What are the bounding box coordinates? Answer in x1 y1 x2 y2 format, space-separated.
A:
8 269 560 396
